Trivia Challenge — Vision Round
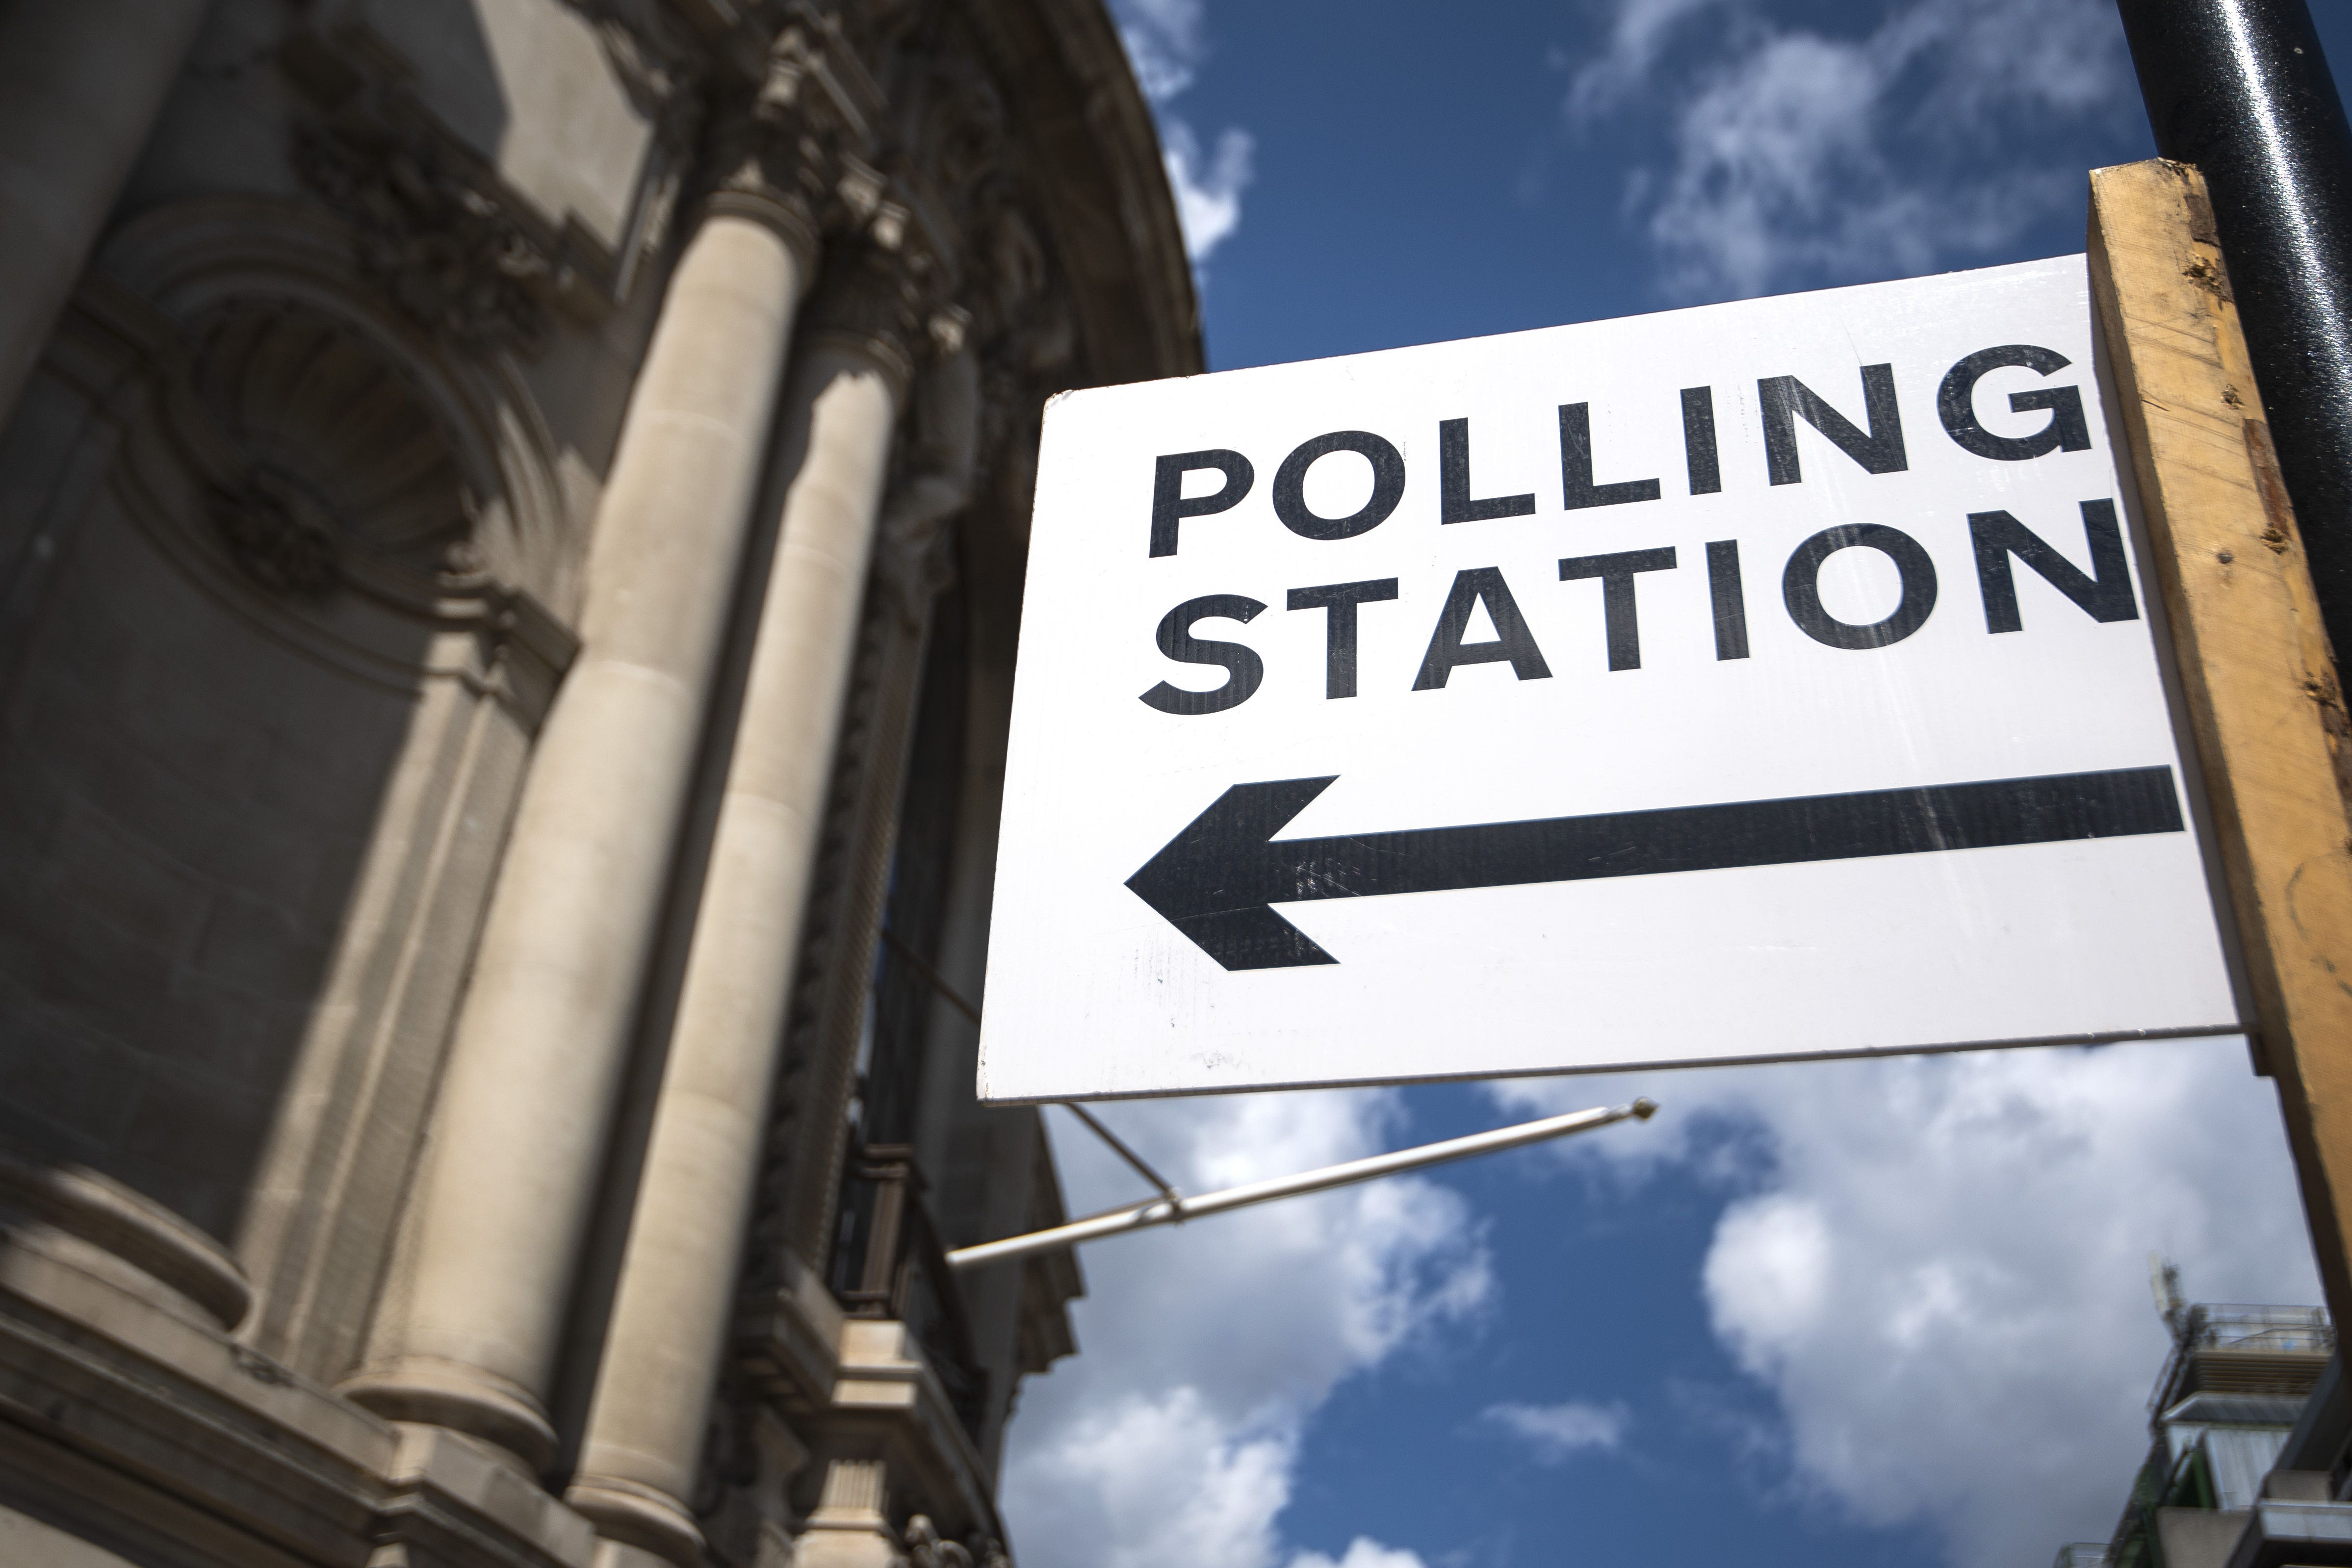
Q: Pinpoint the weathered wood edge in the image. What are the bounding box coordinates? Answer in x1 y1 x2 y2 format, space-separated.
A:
2088 157 2352 1317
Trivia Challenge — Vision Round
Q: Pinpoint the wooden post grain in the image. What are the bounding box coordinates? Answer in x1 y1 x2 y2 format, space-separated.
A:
2089 157 2352 1320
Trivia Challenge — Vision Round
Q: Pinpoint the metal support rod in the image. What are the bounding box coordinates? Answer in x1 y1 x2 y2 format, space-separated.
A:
2116 0 2352 653
1053 1101 1183 1209
880 926 982 1026
875 930 1193 1213
947 1097 1657 1271
874 928 1190 1208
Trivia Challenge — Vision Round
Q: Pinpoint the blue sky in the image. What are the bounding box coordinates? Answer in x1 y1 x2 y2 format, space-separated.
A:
998 6 2352 1568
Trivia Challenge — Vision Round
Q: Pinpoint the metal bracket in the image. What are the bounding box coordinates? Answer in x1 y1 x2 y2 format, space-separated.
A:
948 1097 1658 1272
1053 1100 1184 1217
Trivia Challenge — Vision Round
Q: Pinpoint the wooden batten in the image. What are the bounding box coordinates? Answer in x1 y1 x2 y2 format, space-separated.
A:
2089 157 2352 1319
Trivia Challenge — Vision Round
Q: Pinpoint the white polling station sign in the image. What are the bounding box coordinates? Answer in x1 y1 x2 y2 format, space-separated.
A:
977 255 2243 1102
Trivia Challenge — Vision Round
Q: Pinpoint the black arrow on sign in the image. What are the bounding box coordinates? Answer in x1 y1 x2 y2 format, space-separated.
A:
1125 766 2186 971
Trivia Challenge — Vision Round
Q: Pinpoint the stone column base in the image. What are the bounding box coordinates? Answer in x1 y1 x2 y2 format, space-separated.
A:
0 1148 250 1333
0 1232 596 1568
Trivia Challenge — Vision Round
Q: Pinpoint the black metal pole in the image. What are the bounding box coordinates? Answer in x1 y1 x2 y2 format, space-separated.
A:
2116 0 2352 657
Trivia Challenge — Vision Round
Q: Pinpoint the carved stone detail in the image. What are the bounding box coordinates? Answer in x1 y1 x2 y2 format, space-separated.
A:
211 476 341 598
581 1 707 279
566 0 706 121
873 345 978 626
697 1399 808 1568
802 238 950 395
901 1515 1011 1568
904 1515 970 1568
963 192 1078 524
701 21 899 262
291 121 556 356
704 43 833 252
900 55 1008 224
811 47 1074 622
745 583 928 1287
189 300 477 602
281 0 703 351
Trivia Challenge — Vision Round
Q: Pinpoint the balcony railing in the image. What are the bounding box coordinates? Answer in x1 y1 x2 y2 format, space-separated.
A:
2151 1304 2336 1412
2177 1304 2335 1354
829 1143 989 1439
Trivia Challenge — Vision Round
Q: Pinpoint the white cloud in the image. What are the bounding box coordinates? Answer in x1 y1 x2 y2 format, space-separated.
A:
1110 0 1256 268
1009 1387 1295 1568
1492 1037 2318 1568
1287 1540 1432 1568
1113 0 1208 102
1566 0 2139 299
1162 122 1257 266
1565 0 1734 121
1481 1398 1631 1461
1002 1089 1488 1568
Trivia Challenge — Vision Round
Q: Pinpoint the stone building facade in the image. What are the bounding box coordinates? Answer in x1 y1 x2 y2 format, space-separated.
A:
0 2 1196 1565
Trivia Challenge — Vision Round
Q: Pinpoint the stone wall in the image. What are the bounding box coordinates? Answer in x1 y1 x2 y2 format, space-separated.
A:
0 2 1195 1565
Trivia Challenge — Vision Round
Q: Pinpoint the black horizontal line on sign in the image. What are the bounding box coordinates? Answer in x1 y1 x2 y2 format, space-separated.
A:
1125 766 2186 971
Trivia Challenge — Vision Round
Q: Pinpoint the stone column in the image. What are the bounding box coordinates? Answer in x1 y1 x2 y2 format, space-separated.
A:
0 0 213 428
343 181 819 1468
795 1458 901 1568
567 253 944 1568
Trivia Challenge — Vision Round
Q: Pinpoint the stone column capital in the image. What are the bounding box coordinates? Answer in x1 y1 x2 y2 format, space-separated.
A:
701 124 824 273
802 239 962 406
697 27 866 272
